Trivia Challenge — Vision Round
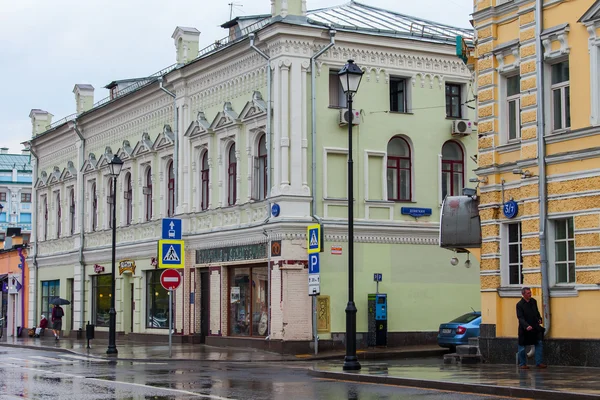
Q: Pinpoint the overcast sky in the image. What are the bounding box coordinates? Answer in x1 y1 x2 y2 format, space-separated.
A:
0 0 473 155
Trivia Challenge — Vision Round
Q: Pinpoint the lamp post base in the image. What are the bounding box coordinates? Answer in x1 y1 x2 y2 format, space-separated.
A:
343 300 361 371
106 307 118 355
106 346 118 355
343 356 361 371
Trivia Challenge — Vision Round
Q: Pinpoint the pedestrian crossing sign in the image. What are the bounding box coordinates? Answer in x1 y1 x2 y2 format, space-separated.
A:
158 239 185 269
307 224 321 254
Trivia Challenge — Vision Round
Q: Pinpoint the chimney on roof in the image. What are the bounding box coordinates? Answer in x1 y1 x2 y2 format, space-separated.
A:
73 84 95 114
29 109 53 137
172 27 200 65
0 147 8 155
271 0 306 18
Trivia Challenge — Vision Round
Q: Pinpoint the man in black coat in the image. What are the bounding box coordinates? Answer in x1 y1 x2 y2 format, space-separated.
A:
516 287 547 369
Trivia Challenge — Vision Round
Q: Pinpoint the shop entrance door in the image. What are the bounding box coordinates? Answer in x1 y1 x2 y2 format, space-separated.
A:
200 271 209 343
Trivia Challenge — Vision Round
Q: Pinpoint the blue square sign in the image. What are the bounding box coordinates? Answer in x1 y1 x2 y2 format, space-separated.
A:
309 253 320 274
162 218 182 240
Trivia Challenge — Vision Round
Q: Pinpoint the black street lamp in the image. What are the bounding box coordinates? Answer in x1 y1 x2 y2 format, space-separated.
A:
107 154 123 355
338 59 363 371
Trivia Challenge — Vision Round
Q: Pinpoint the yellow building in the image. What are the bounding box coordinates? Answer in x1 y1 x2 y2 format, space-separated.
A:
472 0 600 365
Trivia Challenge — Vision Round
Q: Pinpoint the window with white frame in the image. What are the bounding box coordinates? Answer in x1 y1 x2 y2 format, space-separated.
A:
441 141 464 199
56 191 61 238
69 188 75 235
167 160 175 217
554 218 575 284
91 182 97 231
107 178 115 229
124 172 132 225
253 134 268 201
200 151 209 210
507 222 523 285
227 144 237 206
42 194 48 240
551 61 570 131
143 167 152 222
506 75 521 141
329 70 347 108
445 83 462 118
390 78 408 113
386 136 411 201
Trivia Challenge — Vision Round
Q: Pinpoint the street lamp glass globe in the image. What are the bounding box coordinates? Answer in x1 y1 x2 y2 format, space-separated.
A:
109 155 124 177
338 59 364 95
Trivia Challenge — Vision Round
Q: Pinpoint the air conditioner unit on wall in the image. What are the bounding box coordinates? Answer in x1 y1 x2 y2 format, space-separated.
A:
339 109 361 125
451 120 475 137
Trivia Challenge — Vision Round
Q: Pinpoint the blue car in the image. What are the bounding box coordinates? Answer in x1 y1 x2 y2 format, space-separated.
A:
437 311 482 351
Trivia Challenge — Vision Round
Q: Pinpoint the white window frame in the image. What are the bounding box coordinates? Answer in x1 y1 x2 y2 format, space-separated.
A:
550 61 570 132
587 24 600 126
389 77 410 113
505 75 521 142
549 217 576 285
502 222 523 286
328 69 347 108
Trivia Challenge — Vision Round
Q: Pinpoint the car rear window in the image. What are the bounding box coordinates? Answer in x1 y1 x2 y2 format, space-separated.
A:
450 313 480 323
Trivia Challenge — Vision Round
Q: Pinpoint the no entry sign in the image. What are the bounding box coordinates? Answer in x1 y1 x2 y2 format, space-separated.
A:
160 269 181 290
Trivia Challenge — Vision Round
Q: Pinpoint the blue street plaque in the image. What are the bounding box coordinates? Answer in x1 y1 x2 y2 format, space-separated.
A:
503 200 518 219
401 207 432 218
162 218 182 240
271 203 281 217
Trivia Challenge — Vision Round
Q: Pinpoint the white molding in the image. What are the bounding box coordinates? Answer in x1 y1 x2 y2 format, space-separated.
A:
322 147 348 201
363 150 387 202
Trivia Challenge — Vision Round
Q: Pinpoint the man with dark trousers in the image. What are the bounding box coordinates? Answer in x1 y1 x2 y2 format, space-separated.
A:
516 287 547 369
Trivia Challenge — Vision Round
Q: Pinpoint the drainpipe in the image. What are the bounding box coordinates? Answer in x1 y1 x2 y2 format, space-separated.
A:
18 248 25 331
158 77 179 212
249 32 273 340
73 122 86 330
25 143 39 327
535 0 550 335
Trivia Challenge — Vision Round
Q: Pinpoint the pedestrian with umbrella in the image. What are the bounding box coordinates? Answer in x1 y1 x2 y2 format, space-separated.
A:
50 297 69 340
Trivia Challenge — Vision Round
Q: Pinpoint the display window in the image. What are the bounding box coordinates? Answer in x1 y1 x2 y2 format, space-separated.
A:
228 265 268 337
92 274 111 327
146 270 173 329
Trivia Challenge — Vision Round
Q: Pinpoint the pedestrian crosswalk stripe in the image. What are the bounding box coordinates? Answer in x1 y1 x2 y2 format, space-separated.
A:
31 355 72 363
164 245 180 261
61 354 110 362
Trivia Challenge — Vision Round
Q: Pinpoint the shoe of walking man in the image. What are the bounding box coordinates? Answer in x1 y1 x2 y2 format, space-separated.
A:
516 287 547 369
51 304 64 340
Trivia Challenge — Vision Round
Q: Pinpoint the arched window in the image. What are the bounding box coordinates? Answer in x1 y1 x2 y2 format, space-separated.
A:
43 195 48 241
441 141 464 199
200 151 209 210
228 144 237 206
254 134 268 201
144 168 152 222
69 188 75 235
108 178 115 229
124 172 132 225
167 160 175 217
386 137 411 201
56 192 61 238
91 182 97 231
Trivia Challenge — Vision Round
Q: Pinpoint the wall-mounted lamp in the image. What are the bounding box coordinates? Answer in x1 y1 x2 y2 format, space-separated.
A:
450 257 459 266
469 177 488 184
465 253 471 268
512 168 537 178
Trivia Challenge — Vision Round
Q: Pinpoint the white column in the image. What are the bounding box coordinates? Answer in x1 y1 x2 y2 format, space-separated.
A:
301 60 310 194
280 59 291 189
272 64 281 195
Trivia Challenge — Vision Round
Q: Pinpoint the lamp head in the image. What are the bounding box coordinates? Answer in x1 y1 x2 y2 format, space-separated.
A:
109 155 123 177
338 59 364 96
450 257 459 266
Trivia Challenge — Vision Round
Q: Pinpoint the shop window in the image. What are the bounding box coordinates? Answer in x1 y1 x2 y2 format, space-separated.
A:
56 192 61 239
507 223 523 285
91 182 97 232
41 280 60 321
200 151 209 210
390 77 408 113
441 141 464 199
445 83 462 118
506 75 521 141
21 193 31 203
329 70 347 108
554 218 575 284
386 136 411 201
0 192 6 201
167 160 175 217
144 167 152 222
92 274 111 327
551 61 570 131
229 266 269 337
253 135 268 201
124 172 132 226
69 188 75 235
146 270 172 329
228 144 237 206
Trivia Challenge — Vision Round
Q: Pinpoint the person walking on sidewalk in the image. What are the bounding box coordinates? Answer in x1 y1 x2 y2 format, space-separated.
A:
51 304 64 340
517 287 547 369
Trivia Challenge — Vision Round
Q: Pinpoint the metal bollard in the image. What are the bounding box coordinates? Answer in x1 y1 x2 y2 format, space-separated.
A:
85 322 95 349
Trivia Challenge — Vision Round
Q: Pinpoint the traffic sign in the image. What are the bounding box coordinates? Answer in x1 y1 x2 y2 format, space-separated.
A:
160 269 181 290
307 224 321 254
158 239 185 269
308 274 320 296
162 218 182 240
309 253 320 274
374 273 382 282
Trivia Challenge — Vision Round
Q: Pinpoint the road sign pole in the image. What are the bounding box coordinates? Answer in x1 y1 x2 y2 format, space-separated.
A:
168 288 172 358
313 296 318 355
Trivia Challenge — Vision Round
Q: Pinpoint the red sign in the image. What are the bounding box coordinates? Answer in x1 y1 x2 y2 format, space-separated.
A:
160 269 181 290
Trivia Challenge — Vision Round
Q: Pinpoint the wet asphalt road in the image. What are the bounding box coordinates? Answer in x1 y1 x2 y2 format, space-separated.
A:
0 347 513 399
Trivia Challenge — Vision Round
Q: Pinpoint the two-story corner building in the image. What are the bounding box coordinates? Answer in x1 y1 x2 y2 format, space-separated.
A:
26 0 480 352
0 147 33 241
472 0 600 365
0 234 29 339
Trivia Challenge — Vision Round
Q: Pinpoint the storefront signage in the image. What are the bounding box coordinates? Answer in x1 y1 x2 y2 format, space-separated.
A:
93 264 105 274
401 207 432 218
271 240 282 257
195 242 268 264
119 259 136 275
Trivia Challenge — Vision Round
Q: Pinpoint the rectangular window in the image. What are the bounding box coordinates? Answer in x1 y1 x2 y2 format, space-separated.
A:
445 83 462 118
329 71 347 108
229 265 269 337
551 61 570 131
0 192 6 201
21 193 31 203
92 274 112 327
507 75 521 141
146 270 173 329
554 218 575 284
41 280 60 321
507 223 523 285
390 78 407 113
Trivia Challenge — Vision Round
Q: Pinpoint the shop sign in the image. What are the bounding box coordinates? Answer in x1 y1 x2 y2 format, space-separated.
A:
94 264 105 274
119 259 136 275
331 246 342 255
271 240 282 257
195 242 268 264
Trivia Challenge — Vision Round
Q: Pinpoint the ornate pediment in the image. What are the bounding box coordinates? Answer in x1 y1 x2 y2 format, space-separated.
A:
152 125 175 151
81 153 97 173
96 146 115 170
541 24 570 61
35 170 49 188
59 160 78 181
239 91 268 121
185 111 213 138
209 102 239 131
131 132 155 157
580 0 600 25
47 166 62 185
117 140 134 161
